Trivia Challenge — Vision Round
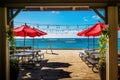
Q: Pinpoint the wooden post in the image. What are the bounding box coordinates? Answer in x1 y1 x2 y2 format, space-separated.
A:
0 7 9 80
106 6 118 80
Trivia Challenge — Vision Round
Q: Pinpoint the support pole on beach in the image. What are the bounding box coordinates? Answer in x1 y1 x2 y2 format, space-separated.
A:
88 37 89 50
46 42 53 54
93 36 95 50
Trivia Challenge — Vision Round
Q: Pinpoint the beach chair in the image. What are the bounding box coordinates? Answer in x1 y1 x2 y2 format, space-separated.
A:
86 57 99 73
85 53 99 73
79 52 88 63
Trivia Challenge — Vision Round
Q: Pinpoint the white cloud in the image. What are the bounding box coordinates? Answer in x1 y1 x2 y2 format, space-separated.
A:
51 11 60 14
92 15 100 20
43 30 80 38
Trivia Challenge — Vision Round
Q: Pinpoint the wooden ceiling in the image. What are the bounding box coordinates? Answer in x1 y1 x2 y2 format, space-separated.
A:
1 0 120 11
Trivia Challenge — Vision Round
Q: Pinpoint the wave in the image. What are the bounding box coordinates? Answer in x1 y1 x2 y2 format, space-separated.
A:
47 38 57 41
65 41 76 43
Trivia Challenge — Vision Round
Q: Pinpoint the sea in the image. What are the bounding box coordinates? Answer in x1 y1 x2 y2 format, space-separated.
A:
14 38 120 50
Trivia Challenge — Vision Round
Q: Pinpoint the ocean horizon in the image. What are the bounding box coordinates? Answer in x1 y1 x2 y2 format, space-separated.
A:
14 38 120 50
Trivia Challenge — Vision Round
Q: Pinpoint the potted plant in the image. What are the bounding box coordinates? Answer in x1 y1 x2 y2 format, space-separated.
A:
98 27 110 80
7 27 20 80
10 58 20 80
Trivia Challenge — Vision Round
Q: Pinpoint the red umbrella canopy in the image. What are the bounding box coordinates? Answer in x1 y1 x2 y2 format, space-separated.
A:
84 22 106 36
77 22 106 37
13 24 37 37
118 27 120 31
32 27 47 37
77 29 88 36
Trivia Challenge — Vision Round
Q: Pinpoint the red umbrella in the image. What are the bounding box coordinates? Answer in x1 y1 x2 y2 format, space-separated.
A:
77 29 91 49
77 29 88 36
32 27 47 49
77 22 106 49
32 27 47 36
77 22 106 37
118 28 120 31
13 24 38 48
14 24 37 37
14 24 47 49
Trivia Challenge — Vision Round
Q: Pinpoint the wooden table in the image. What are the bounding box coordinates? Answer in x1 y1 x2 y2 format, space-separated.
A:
13 50 39 62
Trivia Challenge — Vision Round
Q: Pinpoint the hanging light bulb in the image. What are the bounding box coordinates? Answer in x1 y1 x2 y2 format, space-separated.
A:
37 24 39 28
47 25 49 29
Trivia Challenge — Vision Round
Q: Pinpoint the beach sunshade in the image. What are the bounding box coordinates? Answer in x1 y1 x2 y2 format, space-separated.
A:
13 24 37 49
77 22 106 49
13 24 37 37
77 29 88 36
32 27 47 36
84 22 106 49
118 28 120 31
83 22 106 37
32 27 47 49
77 22 106 37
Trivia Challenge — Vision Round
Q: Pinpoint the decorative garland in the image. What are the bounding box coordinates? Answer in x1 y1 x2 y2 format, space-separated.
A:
7 26 16 55
98 27 110 67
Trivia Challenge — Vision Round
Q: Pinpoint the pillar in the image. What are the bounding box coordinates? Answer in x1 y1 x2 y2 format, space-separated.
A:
0 7 9 80
106 6 118 80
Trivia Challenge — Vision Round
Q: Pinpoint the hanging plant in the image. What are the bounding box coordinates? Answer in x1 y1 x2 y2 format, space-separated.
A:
98 27 110 67
7 26 16 55
97 27 110 80
7 26 20 80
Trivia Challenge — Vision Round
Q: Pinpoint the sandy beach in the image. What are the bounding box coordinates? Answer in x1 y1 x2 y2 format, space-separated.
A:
18 50 100 80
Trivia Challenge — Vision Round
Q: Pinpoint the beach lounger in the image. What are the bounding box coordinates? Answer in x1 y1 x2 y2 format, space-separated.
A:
80 51 99 73
85 50 99 56
79 52 88 63
86 57 99 73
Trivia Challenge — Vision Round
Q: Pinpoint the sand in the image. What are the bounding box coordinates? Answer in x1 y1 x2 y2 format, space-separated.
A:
18 50 100 80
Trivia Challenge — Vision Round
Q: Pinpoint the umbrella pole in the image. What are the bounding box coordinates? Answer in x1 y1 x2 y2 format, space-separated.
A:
33 37 34 50
93 37 94 50
88 37 89 50
24 36 26 51
24 31 26 52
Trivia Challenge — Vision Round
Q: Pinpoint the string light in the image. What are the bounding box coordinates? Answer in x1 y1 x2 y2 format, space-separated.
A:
14 22 94 34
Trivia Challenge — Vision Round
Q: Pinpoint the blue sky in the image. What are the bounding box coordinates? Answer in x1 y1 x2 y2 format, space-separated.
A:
14 10 105 38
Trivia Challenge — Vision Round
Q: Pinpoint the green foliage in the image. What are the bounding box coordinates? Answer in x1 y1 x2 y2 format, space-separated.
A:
10 58 20 80
98 27 110 67
7 26 19 80
10 58 19 71
7 26 16 55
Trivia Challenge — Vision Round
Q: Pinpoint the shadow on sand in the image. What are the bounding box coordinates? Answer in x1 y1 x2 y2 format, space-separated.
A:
40 69 71 80
43 62 71 68
18 59 72 80
46 52 59 55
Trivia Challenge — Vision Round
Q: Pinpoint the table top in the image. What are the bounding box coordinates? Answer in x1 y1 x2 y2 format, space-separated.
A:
16 49 39 52
13 52 34 57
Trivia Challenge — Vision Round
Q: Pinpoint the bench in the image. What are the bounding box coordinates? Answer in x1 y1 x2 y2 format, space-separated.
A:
79 52 89 64
86 58 99 73
16 46 32 50
28 52 44 64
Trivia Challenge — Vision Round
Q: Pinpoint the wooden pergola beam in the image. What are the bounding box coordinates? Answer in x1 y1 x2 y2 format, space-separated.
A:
2 0 120 3
8 9 22 24
1 0 119 11
92 7 105 22
1 0 119 8
4 3 107 8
